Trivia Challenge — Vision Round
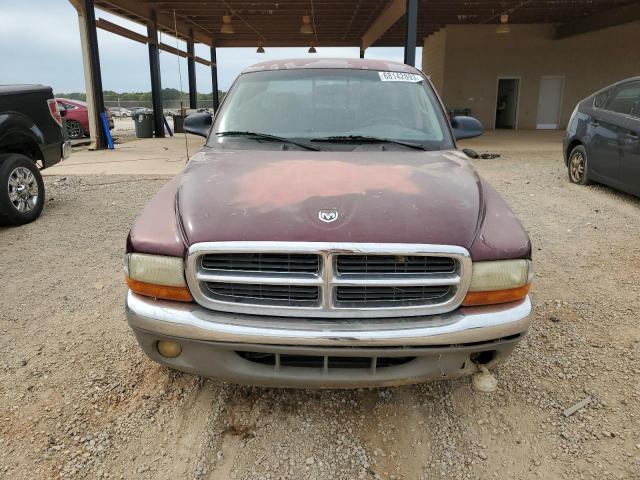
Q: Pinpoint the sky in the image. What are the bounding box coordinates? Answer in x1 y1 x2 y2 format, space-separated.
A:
0 0 422 95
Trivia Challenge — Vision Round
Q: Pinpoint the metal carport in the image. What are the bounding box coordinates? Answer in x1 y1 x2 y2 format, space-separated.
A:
68 0 639 149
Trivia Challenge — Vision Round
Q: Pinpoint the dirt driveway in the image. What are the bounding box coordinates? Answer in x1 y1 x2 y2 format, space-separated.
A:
1 149 639 480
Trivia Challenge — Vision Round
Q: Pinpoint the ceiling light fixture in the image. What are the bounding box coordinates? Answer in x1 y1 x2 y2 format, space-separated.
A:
300 15 314 34
256 41 265 53
308 41 317 53
220 15 235 34
496 14 510 34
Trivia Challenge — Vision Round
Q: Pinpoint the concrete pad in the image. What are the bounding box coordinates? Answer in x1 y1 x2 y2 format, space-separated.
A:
43 130 564 176
43 135 205 176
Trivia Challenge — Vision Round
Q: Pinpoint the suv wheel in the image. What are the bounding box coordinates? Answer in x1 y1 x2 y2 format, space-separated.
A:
66 119 84 139
0 153 45 226
568 145 591 185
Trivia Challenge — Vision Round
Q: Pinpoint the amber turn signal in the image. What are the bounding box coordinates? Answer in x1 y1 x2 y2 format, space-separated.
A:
126 276 193 302
462 283 531 307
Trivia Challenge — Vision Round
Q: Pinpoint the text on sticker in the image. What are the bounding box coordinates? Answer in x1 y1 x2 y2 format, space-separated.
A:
378 72 422 82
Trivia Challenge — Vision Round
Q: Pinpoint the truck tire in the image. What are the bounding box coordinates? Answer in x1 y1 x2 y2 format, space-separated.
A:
0 153 45 226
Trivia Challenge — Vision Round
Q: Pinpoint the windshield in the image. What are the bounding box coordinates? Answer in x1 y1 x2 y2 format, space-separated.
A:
209 69 453 150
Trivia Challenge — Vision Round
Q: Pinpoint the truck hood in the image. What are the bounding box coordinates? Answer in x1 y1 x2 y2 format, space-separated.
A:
177 149 484 248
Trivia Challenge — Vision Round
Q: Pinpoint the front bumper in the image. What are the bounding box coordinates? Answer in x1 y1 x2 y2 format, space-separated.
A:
126 292 532 388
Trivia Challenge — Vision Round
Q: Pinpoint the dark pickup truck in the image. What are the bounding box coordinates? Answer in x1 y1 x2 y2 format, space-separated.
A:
0 84 69 225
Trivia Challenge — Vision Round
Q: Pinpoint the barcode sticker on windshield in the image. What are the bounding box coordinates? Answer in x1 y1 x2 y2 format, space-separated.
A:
378 72 422 82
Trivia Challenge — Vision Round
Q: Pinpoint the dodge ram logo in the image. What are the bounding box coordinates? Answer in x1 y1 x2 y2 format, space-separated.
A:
318 209 339 223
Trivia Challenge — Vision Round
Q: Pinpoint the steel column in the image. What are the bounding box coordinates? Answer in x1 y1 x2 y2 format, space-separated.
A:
82 0 107 149
359 48 365 58
187 31 197 109
210 46 219 111
403 0 418 66
147 12 165 137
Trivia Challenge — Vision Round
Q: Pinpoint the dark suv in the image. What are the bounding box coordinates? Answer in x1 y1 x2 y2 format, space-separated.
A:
0 84 69 225
564 77 640 196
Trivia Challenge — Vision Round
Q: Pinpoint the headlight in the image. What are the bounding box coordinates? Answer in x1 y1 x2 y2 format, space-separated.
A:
463 259 532 306
124 253 192 302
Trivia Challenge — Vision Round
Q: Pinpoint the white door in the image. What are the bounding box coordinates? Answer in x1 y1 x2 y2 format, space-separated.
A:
536 77 564 129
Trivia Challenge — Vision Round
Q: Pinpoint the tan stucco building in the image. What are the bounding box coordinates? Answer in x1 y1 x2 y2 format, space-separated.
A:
422 23 640 130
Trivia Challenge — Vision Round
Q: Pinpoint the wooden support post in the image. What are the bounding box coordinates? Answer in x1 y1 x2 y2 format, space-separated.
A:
79 0 107 149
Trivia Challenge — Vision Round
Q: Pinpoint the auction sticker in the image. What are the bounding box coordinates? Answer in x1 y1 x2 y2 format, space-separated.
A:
378 71 422 82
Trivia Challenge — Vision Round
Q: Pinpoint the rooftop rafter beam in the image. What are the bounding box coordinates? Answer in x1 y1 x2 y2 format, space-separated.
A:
96 17 150 44
361 0 405 49
194 56 213 67
555 1 640 39
95 18 214 64
95 0 214 45
158 41 187 57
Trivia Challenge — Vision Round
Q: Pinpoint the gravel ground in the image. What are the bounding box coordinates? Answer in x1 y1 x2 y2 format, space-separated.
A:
1 150 639 480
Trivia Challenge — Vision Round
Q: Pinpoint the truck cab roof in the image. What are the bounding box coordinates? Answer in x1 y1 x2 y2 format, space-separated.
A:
0 84 52 96
242 58 422 75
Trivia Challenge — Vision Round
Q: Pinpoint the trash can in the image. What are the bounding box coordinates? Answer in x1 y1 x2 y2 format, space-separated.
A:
173 114 185 134
134 113 154 138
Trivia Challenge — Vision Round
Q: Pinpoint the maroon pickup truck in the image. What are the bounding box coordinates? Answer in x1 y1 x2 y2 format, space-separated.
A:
124 59 532 388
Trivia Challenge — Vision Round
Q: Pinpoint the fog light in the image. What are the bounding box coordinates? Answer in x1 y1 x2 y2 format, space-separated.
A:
157 340 182 358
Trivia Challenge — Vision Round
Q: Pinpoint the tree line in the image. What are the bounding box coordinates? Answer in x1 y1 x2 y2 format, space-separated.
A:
56 88 225 103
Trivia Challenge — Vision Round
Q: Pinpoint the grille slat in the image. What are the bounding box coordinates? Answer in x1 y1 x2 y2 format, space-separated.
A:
202 253 320 274
336 285 451 306
206 282 320 306
336 255 455 274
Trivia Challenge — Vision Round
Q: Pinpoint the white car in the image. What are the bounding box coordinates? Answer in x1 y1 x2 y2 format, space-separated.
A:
110 107 133 118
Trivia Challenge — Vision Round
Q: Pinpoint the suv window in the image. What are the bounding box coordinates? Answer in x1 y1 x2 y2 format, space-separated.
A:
603 82 640 117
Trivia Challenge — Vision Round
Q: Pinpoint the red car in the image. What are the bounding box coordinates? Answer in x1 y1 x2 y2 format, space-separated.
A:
55 98 113 140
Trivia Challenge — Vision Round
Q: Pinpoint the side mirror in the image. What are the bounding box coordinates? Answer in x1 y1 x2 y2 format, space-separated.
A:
451 115 483 140
184 112 213 138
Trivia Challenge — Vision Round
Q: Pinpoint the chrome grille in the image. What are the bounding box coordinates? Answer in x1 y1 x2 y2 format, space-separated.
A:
186 242 471 318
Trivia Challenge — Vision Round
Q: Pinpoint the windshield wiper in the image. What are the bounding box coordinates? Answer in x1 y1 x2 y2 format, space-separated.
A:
310 135 427 151
216 131 323 151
